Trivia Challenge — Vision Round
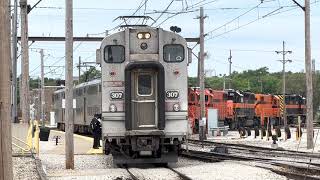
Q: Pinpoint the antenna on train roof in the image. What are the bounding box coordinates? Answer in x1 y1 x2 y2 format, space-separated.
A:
113 16 155 29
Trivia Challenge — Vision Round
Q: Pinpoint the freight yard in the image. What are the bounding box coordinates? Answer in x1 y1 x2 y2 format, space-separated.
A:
1 0 320 180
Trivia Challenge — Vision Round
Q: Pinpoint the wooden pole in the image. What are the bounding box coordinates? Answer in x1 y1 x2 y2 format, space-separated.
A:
20 0 30 123
40 49 45 125
65 0 74 169
228 50 232 89
0 0 13 178
199 7 206 144
11 0 18 123
78 56 81 84
305 0 314 149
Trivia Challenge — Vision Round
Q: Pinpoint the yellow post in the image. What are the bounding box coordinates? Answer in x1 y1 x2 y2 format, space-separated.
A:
296 116 301 141
26 120 33 150
34 120 40 154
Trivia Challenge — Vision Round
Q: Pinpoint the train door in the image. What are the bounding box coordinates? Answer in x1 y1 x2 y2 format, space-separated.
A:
131 70 157 130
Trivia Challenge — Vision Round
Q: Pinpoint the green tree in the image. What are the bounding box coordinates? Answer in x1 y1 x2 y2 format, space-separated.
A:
79 67 101 83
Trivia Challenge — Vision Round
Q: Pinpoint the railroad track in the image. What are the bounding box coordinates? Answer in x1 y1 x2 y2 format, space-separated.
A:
181 149 320 180
125 165 192 180
187 139 320 159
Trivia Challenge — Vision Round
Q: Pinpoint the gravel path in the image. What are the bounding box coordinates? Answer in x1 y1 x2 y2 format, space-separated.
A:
13 157 40 180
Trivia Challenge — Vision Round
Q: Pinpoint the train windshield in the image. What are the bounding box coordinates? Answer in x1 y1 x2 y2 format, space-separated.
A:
104 45 125 63
163 44 184 62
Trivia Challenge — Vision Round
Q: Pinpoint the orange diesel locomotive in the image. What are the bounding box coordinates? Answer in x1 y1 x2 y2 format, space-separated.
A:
188 88 306 132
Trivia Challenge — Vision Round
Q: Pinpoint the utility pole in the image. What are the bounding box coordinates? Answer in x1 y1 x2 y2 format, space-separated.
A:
65 0 74 169
11 0 18 123
276 41 292 139
78 56 81 84
199 7 207 142
197 52 200 87
290 0 313 148
40 49 45 125
259 80 263 93
228 50 232 89
20 0 30 123
223 75 226 90
0 0 13 178
305 0 313 149
312 59 316 120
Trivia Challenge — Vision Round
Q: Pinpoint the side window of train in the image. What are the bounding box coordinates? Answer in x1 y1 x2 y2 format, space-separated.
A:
104 45 125 63
163 44 184 62
223 94 228 101
191 94 195 101
87 85 97 95
205 95 208 102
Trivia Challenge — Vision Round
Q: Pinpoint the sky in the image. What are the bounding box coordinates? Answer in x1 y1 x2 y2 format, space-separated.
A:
15 0 320 78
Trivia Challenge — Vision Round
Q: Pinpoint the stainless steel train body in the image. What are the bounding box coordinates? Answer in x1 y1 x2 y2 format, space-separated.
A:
96 27 190 164
53 79 102 133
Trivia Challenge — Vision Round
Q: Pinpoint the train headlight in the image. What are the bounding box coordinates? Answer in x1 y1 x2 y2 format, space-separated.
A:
109 104 117 112
144 33 151 39
173 103 180 112
137 33 144 39
137 32 151 39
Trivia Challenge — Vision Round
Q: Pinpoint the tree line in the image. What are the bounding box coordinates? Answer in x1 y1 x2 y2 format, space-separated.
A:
189 67 320 118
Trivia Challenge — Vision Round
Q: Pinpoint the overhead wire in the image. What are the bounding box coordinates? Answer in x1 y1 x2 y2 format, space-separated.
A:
87 0 149 36
150 0 175 26
205 1 264 38
205 0 319 41
155 0 219 27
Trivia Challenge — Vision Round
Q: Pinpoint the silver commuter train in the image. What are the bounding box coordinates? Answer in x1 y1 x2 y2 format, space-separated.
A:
54 26 191 164
53 79 102 134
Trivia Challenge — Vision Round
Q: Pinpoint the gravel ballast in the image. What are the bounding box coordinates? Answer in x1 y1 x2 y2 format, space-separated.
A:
13 157 40 180
39 154 286 180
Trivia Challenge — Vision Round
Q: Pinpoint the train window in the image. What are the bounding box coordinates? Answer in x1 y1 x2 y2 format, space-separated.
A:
191 94 195 101
223 94 228 100
87 85 97 95
138 74 152 96
205 95 209 102
163 44 184 62
76 88 83 96
104 45 125 63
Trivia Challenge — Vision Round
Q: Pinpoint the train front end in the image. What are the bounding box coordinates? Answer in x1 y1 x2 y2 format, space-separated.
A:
96 27 190 164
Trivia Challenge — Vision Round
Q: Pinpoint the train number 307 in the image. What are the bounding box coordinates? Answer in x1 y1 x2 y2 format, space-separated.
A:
110 91 124 99
166 91 179 99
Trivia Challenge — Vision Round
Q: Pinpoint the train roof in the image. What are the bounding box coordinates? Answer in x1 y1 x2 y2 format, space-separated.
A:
54 79 101 94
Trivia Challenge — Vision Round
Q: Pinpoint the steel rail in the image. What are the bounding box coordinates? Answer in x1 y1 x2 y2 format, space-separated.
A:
187 139 320 158
181 149 320 179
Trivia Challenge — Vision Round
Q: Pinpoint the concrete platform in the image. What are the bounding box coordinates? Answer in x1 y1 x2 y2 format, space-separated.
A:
40 130 103 155
11 123 30 153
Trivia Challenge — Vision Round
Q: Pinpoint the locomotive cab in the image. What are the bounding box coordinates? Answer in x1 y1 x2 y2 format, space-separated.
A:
97 27 189 165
